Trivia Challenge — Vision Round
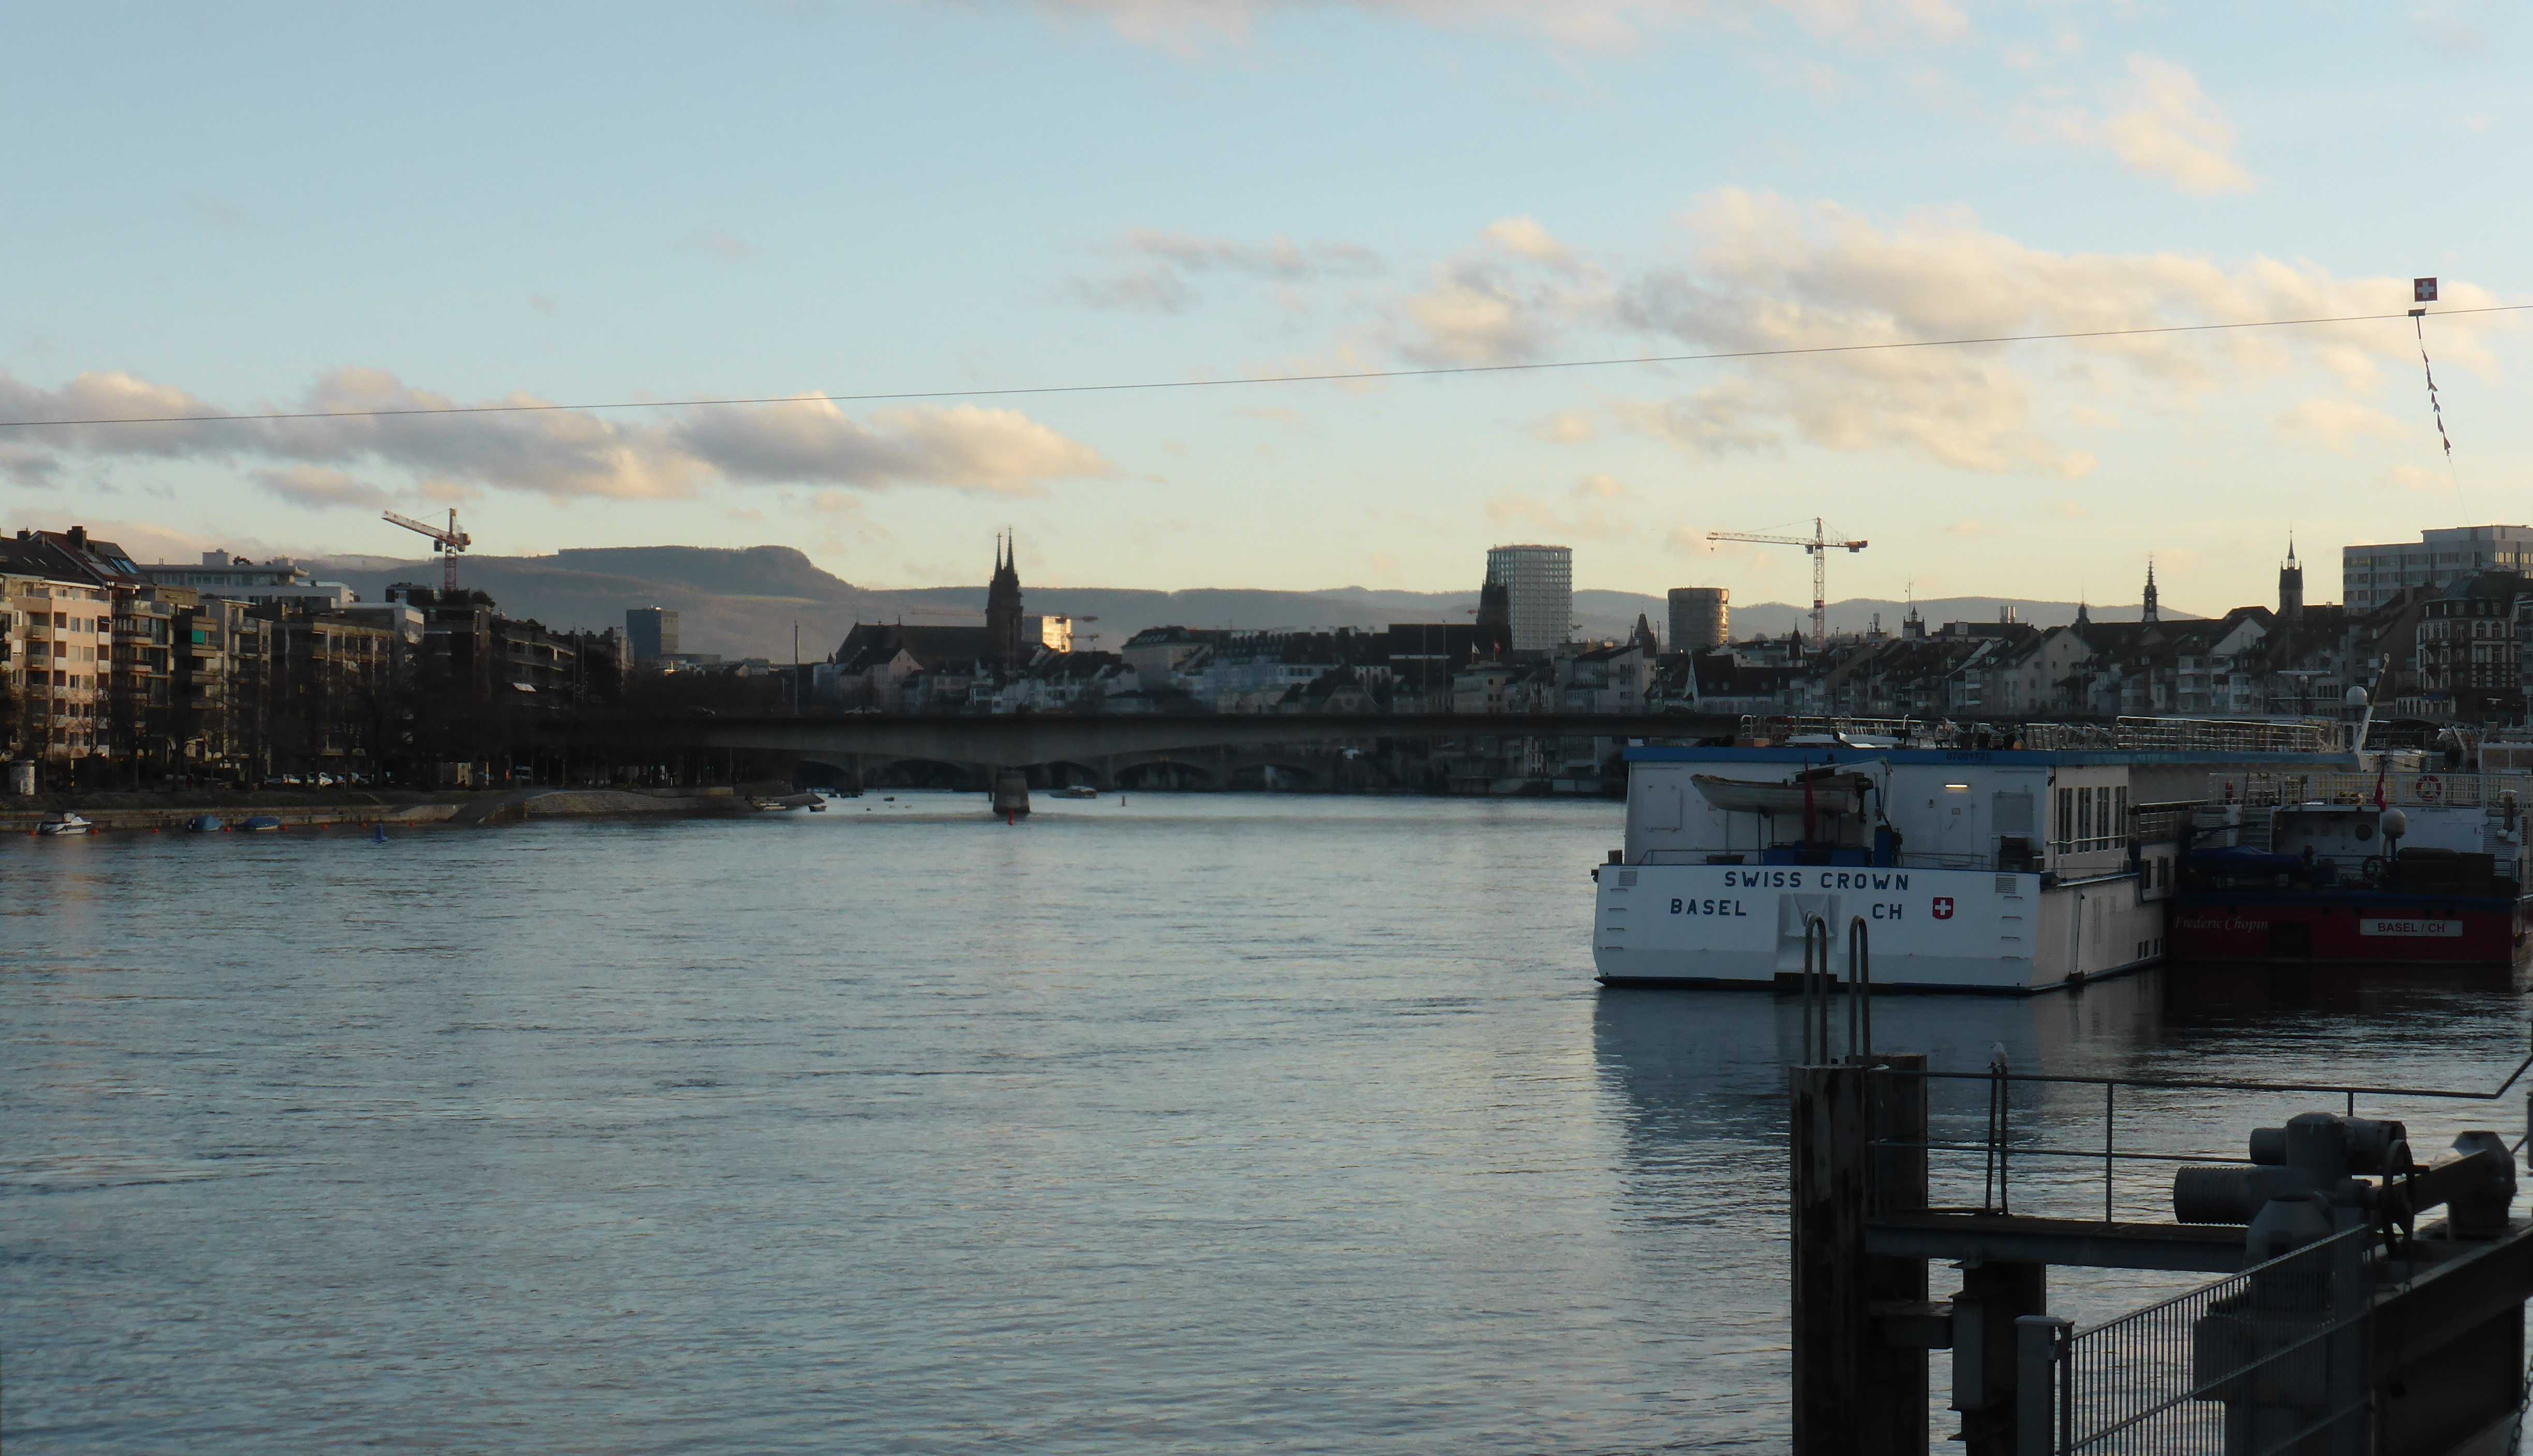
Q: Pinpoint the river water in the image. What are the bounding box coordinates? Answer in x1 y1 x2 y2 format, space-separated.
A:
5 793 2528 1452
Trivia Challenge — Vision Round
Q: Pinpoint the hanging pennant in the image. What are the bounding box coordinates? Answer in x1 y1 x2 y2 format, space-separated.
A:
2416 315 2453 459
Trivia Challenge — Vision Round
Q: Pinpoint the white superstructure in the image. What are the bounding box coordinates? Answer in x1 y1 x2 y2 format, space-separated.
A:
1593 735 2353 994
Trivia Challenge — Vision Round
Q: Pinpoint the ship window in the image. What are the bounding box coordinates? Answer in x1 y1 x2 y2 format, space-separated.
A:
2055 787 2074 851
2077 788 2093 846
1994 791 2034 836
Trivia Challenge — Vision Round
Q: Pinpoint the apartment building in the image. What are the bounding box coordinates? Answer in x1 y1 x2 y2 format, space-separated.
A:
2342 525 2533 612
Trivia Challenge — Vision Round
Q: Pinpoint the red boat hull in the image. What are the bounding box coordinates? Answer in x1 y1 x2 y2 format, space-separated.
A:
2169 894 2533 967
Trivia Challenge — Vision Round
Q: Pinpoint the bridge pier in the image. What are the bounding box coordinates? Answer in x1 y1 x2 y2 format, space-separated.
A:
991 769 1031 818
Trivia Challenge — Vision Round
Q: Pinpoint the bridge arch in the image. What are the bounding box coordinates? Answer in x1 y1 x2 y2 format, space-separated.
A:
1226 759 1321 792
1037 760 1109 790
872 758 985 790
1113 758 1219 791
791 757 857 791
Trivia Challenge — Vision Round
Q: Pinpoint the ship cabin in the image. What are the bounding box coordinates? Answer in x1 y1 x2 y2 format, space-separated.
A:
1619 746 2181 893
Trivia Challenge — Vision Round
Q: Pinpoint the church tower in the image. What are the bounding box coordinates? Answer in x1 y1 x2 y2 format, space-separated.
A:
2141 558 2160 625
987 530 1025 666
2278 536 2304 625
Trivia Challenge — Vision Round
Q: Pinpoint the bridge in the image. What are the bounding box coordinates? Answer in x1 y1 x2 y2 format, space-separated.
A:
673 710 1737 797
689 710 1732 762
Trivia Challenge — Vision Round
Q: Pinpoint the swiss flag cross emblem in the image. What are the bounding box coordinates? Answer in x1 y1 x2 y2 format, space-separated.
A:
1933 897 1956 920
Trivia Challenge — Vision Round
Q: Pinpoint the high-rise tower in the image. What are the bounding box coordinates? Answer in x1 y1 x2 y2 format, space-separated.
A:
1484 544 1573 654
987 531 1024 665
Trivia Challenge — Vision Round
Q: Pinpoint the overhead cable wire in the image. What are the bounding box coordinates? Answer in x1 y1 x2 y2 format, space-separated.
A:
4 302 2529 431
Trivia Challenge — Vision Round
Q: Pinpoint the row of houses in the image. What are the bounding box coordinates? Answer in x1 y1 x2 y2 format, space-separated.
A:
1692 558 2533 727
803 550 2533 733
2 527 621 787
812 615 1668 717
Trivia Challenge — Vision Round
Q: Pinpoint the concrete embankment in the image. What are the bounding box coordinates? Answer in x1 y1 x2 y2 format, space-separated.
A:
0 801 461 834
449 788 748 825
1 786 758 835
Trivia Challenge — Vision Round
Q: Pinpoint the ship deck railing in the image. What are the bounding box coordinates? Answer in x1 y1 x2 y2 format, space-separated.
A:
2212 768 2531 810
2023 716 2349 754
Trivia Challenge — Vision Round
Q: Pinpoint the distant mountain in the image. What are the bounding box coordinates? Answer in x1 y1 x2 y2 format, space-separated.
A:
305 546 2195 659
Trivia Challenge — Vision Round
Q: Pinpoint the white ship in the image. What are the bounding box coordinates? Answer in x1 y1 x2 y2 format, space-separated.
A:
1592 717 2357 995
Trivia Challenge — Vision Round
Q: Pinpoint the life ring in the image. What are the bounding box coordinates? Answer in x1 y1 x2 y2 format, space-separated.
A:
2416 774 2443 803
2361 855 2386 886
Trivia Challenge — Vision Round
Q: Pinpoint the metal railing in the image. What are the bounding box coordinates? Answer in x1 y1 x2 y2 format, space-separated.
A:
2211 769 2529 810
2054 1222 2376 1454
1878 1051 2533 1224
2021 718 2349 755
2178 848 2517 896
1796 914 1874 1064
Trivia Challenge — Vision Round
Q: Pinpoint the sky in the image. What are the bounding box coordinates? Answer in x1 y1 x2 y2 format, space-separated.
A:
4 1 2529 615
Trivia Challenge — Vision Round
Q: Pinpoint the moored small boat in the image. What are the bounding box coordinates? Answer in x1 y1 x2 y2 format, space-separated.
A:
1053 786 1099 800
1690 770 1869 820
36 812 94 837
186 814 225 833
240 815 284 833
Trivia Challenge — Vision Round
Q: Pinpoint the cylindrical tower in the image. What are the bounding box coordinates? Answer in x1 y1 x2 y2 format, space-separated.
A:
1667 586 1729 651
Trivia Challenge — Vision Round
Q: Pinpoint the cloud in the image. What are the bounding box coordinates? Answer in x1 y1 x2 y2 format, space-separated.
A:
0 368 1111 502
1071 229 1380 315
2274 397 2409 454
675 230 755 262
1391 219 1612 366
1034 1 1966 53
1482 216 1575 268
1118 230 1381 280
1483 473 1646 540
2385 462 2449 494
1069 228 1388 314
2054 55 2254 196
1581 189 2506 476
186 195 255 229
1068 267 1197 314
1610 382 1780 457
251 465 396 510
1531 409 1597 443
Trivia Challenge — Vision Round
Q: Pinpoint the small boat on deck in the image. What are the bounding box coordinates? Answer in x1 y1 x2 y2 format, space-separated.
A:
1690 769 1872 820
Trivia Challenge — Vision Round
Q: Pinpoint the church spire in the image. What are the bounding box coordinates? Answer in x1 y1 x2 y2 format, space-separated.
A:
987 529 1025 667
2141 557 2159 624
2278 533 2304 623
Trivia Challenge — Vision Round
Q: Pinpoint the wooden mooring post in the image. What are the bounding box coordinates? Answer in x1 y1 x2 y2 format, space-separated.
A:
1791 1054 1927 1456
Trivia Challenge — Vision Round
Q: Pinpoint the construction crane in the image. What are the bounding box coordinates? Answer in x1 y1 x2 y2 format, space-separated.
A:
382 508 471 594
1707 517 1869 647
